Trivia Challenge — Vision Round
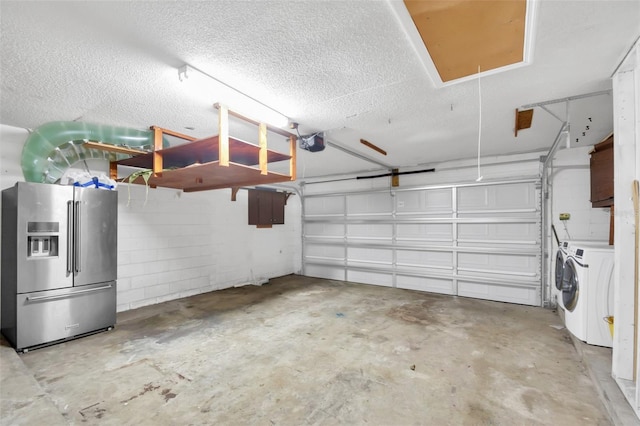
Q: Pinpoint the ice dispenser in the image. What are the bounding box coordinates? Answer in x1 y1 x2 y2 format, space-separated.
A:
27 221 59 258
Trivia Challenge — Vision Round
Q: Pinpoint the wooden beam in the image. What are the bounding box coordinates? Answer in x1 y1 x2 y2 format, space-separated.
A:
83 141 147 156
231 186 240 201
218 104 230 167
214 103 293 138
360 139 387 156
289 135 297 181
152 126 163 177
515 108 534 137
632 180 639 378
109 161 118 180
609 205 615 246
149 126 197 142
391 168 400 187
258 122 268 175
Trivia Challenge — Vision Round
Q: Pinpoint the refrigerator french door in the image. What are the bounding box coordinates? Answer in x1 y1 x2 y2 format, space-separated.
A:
1 182 117 351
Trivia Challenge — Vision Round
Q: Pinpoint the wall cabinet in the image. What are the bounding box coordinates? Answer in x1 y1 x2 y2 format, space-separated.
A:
248 189 286 227
590 135 614 207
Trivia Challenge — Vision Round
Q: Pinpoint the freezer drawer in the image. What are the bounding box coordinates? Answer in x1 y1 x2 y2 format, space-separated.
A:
8 282 116 351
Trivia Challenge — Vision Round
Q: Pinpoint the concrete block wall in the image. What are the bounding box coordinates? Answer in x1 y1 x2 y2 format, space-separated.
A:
0 124 302 313
116 185 301 312
116 186 213 311
551 145 611 243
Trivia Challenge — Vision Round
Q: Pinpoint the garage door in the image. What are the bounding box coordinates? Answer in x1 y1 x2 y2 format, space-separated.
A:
302 179 542 306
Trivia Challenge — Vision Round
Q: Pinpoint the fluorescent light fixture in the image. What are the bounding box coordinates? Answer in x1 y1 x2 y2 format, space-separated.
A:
178 64 289 128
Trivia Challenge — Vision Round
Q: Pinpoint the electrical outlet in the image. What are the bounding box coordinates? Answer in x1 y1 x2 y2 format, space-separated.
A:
559 213 570 221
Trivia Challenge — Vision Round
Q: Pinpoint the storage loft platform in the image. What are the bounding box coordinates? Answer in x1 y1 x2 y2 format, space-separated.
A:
123 160 293 192
117 136 291 170
108 105 297 192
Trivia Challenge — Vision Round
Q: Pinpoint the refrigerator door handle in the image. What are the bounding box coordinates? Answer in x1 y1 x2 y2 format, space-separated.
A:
74 201 81 273
67 201 73 274
26 284 113 302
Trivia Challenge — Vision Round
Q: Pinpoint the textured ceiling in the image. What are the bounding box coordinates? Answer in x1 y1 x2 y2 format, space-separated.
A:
1 1 638 181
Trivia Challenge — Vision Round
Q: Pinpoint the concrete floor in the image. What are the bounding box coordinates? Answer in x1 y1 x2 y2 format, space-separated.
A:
0 275 628 425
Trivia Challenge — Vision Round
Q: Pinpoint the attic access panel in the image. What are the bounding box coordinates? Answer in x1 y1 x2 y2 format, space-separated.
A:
403 0 528 82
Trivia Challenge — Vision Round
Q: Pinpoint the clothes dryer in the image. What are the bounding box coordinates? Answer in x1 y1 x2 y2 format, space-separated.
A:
561 242 614 347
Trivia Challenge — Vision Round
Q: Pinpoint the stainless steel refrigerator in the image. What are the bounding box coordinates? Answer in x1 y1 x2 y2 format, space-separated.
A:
1 182 117 351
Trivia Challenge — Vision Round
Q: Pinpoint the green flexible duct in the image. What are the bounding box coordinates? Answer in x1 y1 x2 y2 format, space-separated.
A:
21 121 169 183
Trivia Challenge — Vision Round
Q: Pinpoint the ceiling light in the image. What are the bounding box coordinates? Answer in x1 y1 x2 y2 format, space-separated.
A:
178 64 289 128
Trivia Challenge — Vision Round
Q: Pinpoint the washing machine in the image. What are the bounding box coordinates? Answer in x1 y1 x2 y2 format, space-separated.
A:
553 241 570 309
554 240 592 309
561 242 614 347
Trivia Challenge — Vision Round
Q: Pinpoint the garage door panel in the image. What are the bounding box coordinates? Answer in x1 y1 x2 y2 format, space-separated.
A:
304 244 344 261
347 247 392 266
305 223 344 238
305 265 345 281
396 189 452 213
457 280 540 305
305 196 344 216
303 179 542 306
458 183 537 211
346 193 393 216
397 223 453 242
458 223 539 242
397 275 454 295
396 250 453 269
347 270 393 287
347 223 393 243
458 252 538 275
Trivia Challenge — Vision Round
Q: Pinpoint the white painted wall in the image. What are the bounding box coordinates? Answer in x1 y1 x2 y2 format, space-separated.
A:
0 124 302 313
545 144 612 308
549 145 611 243
611 39 640 417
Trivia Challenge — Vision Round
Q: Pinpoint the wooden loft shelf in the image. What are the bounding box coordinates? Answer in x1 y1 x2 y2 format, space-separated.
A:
116 136 290 170
117 135 293 192
111 104 297 192
83 141 148 156
125 161 293 193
